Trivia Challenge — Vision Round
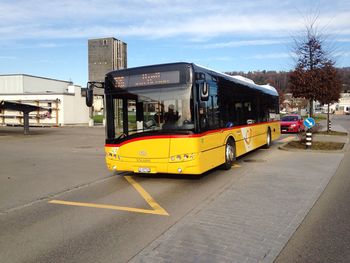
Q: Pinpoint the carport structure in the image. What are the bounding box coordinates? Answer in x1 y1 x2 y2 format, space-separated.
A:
0 100 46 135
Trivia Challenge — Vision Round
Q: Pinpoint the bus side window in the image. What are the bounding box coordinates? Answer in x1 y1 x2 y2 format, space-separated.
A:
198 77 220 131
235 102 243 125
199 102 208 129
208 79 219 129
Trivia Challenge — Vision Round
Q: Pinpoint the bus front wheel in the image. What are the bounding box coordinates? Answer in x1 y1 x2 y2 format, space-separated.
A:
264 129 271 149
221 138 236 170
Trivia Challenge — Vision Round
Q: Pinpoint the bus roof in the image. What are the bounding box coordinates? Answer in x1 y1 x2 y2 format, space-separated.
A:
191 63 279 97
106 62 279 97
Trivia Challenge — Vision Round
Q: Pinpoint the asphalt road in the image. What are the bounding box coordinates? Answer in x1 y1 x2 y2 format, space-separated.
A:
2 117 347 263
0 125 286 263
275 115 350 263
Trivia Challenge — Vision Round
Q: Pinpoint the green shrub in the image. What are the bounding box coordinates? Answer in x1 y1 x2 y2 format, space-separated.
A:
93 115 104 123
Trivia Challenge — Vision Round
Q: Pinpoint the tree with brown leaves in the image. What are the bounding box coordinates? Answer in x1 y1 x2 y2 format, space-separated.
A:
289 20 342 119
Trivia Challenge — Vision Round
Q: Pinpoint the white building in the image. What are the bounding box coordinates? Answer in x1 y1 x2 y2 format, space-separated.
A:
0 74 90 126
337 91 350 114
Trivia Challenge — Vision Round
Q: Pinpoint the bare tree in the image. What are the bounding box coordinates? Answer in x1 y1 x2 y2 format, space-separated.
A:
289 17 342 120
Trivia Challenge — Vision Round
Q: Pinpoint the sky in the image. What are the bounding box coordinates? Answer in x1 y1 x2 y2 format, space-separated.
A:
0 0 350 87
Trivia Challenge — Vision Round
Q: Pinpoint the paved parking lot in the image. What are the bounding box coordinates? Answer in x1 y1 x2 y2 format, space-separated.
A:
131 141 344 263
0 123 347 262
0 126 109 212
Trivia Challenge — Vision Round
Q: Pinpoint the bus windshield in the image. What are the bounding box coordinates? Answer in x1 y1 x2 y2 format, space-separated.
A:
111 84 194 140
281 115 299 122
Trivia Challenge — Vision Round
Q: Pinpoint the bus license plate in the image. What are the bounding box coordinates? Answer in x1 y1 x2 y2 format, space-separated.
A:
138 167 151 173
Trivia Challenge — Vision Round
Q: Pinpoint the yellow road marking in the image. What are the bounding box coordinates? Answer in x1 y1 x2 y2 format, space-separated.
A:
124 176 168 215
279 136 296 143
49 176 169 216
49 200 168 215
232 163 241 168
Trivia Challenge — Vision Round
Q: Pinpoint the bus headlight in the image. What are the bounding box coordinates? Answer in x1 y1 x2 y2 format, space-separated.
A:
170 153 196 162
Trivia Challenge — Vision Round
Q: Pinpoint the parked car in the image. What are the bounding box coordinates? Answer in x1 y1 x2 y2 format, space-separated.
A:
280 114 304 133
314 108 323 114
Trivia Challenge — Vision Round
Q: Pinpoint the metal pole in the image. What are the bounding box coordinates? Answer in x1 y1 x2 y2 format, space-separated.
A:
23 111 29 135
306 130 312 149
55 99 59 126
327 104 330 132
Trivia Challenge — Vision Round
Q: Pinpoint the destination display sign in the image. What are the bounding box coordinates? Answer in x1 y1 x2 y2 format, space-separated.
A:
114 71 180 88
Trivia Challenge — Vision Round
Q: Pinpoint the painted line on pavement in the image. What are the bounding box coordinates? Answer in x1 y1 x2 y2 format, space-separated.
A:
49 176 169 216
124 176 169 215
279 136 296 143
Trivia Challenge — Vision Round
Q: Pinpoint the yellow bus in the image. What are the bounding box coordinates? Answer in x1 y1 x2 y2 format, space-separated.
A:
86 62 280 175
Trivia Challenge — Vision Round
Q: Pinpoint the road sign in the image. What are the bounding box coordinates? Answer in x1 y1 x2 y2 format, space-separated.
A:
303 117 316 129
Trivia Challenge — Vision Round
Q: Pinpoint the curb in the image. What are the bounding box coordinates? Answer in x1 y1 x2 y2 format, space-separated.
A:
278 135 348 154
278 144 346 154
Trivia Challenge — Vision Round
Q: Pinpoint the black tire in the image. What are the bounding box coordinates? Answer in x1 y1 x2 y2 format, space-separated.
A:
221 138 236 170
264 129 271 149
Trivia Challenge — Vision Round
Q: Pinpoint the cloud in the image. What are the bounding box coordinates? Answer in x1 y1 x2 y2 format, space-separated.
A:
334 51 350 57
247 53 293 59
0 0 349 41
335 38 350 43
36 43 62 48
0 56 16 60
199 39 291 49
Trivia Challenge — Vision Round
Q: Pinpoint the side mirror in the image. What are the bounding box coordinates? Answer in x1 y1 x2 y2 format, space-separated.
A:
86 83 94 107
200 82 209 101
195 72 206 80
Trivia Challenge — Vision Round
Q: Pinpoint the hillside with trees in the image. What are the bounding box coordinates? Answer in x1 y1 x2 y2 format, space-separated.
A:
226 67 350 93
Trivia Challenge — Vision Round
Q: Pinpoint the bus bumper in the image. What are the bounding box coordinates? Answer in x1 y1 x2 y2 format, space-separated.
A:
106 157 204 175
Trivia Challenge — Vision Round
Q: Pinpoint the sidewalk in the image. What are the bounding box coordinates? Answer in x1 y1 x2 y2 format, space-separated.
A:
319 119 348 133
130 138 345 262
314 120 349 145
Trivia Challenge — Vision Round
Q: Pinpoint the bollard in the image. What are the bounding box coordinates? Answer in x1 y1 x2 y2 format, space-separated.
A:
328 120 332 132
306 131 312 149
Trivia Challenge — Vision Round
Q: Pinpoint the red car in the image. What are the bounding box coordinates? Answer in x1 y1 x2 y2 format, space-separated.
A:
280 114 304 133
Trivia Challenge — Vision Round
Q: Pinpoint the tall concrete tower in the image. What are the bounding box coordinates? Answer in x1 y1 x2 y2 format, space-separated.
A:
88 37 127 83
87 37 127 124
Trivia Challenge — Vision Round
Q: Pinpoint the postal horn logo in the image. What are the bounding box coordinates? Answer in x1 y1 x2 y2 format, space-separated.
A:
244 128 253 145
138 150 147 156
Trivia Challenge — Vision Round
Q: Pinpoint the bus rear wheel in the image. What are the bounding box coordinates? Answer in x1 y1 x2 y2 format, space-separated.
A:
221 138 236 170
